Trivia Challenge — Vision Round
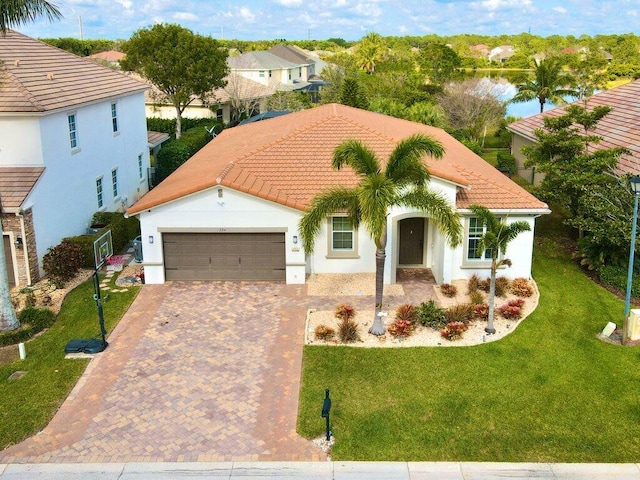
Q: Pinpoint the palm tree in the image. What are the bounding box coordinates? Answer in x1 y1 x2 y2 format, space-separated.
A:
0 0 62 33
300 134 463 335
0 197 18 331
468 205 530 334
0 0 61 330
355 32 386 74
511 57 577 113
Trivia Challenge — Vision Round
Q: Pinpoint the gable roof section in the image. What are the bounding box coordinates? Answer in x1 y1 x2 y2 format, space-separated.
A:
268 44 313 65
128 104 546 215
228 51 300 71
0 30 147 114
87 50 125 63
508 79 640 175
0 167 44 212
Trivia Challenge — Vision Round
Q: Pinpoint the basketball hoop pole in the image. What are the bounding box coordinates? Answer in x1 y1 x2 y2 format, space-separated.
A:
93 267 108 349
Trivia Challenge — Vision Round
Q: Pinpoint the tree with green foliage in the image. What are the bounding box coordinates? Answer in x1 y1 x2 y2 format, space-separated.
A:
416 43 461 85
511 57 578 113
121 24 228 138
0 0 61 33
299 135 462 335
338 77 369 109
355 32 387 74
522 104 631 266
468 205 530 334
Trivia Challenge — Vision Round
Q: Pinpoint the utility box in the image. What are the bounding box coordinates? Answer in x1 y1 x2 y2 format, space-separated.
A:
132 236 143 263
624 309 640 342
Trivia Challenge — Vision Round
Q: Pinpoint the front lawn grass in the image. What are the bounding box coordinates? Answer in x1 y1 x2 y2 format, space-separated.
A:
0 273 139 450
298 216 640 461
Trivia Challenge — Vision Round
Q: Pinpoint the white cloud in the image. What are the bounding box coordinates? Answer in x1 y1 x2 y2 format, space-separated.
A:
239 7 257 23
173 11 198 21
480 0 531 10
274 0 303 6
553 6 567 13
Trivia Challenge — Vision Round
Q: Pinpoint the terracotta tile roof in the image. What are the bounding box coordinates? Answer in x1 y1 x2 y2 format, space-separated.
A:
87 50 125 63
128 104 547 215
508 79 640 175
0 30 147 114
0 167 44 212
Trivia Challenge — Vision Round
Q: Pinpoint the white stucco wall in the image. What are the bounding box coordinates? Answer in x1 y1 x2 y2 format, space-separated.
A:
17 91 150 269
137 187 308 284
0 117 44 166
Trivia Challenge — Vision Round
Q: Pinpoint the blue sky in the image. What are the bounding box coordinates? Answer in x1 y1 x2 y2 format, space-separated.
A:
16 0 640 41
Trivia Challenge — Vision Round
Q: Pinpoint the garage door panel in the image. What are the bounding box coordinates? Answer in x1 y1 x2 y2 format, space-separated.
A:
163 233 285 282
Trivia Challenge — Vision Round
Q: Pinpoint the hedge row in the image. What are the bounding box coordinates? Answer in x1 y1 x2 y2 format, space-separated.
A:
156 126 215 182
146 117 221 136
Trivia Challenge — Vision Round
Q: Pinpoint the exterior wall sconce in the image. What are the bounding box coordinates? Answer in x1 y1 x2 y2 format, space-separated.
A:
148 235 154 244
218 188 223 198
15 237 23 248
293 235 298 245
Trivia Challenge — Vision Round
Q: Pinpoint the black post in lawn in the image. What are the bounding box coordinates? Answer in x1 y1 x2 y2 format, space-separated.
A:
321 388 332 441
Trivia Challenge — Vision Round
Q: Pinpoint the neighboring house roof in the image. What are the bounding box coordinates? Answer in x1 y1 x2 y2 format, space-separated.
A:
128 104 546 215
0 167 44 213
0 30 148 114
489 45 515 61
228 51 300 71
87 50 125 63
147 131 170 148
507 79 640 175
268 44 314 65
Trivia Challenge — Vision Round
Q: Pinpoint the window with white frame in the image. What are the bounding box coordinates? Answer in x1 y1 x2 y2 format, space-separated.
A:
96 177 104 208
466 217 494 261
111 168 119 199
68 113 78 149
216 108 223 121
259 70 265 77
138 154 144 180
111 102 118 133
332 217 353 251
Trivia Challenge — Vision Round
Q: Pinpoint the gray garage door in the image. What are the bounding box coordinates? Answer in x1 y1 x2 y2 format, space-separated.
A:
163 232 286 282
3 235 15 287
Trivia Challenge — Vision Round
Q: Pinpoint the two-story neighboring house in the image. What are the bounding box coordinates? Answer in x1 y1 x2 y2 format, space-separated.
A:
0 30 150 287
228 51 312 91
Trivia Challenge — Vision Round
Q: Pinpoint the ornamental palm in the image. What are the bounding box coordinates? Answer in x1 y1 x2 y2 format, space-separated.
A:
0 0 62 33
511 57 577 113
468 205 530 334
300 134 463 335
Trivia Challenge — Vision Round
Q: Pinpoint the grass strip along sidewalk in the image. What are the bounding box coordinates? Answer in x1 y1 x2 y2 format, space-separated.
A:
298 216 640 462
0 273 139 450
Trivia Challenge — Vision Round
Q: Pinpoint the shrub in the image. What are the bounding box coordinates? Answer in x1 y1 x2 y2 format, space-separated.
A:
0 308 56 347
479 276 510 297
416 300 447 329
469 290 484 305
499 299 525 319
446 303 474 324
388 319 414 338
24 290 36 308
511 277 533 297
90 212 140 254
496 151 517 175
441 321 469 341
64 234 98 268
467 273 482 294
156 140 194 182
335 303 356 321
338 317 360 343
473 303 489 320
42 241 85 287
395 304 416 323
440 283 458 297
314 324 335 341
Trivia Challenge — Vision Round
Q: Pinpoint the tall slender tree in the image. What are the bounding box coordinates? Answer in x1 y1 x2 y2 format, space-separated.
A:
300 135 462 335
468 205 530 334
511 57 578 113
0 0 61 33
355 32 386 74
1 0 62 331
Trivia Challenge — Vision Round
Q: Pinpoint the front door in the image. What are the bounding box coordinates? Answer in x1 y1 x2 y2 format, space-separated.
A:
399 218 425 265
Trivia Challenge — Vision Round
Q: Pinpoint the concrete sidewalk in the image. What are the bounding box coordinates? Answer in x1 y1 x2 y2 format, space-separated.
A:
1 461 639 479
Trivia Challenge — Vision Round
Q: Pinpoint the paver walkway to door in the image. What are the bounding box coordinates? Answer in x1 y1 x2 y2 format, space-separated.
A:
0 272 436 464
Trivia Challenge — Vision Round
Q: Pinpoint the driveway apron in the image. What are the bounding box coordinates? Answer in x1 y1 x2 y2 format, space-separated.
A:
1 282 322 463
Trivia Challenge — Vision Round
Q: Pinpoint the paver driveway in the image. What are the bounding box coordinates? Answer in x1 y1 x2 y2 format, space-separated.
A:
1 282 323 463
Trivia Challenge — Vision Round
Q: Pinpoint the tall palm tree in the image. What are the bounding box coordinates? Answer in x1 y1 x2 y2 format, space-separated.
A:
0 0 62 33
355 32 386 74
300 134 463 335
511 57 577 113
468 205 530 334
0 0 61 330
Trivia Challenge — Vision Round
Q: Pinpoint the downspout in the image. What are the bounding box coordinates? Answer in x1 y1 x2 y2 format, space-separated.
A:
18 211 32 286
